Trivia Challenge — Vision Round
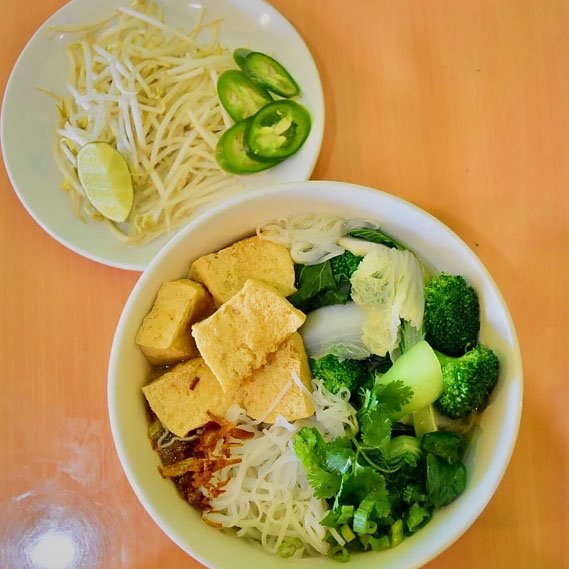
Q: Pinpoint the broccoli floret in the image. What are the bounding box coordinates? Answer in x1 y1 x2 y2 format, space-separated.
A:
424 273 480 356
330 251 363 279
434 345 500 419
310 354 368 394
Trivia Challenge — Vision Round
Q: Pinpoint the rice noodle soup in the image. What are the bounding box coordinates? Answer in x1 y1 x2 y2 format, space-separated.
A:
136 213 499 561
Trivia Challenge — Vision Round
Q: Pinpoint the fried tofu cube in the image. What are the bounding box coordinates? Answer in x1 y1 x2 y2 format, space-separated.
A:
136 279 213 365
191 279 306 392
142 358 240 437
242 333 315 423
188 236 296 306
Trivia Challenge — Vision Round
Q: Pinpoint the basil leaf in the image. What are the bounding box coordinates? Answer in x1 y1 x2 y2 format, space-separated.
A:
310 277 352 308
288 261 336 309
426 453 467 507
288 252 362 311
422 432 467 464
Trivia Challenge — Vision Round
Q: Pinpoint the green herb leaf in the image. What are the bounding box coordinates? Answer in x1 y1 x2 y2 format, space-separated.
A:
347 227 404 250
295 370 455 555
425 453 467 507
325 445 355 475
311 278 351 307
289 262 336 309
358 380 413 450
306 469 343 499
288 251 363 311
375 380 414 418
338 464 391 518
422 431 467 464
292 427 343 498
292 426 325 470
360 406 393 450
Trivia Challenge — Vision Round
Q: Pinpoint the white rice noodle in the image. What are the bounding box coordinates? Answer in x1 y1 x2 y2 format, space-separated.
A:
257 215 389 265
203 379 358 557
304 379 358 439
291 372 311 397
257 213 347 265
204 408 330 557
342 217 381 232
157 431 199 449
250 380 292 426
328 527 346 547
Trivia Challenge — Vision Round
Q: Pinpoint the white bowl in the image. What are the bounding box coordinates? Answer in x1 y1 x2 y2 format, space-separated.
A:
1 0 324 270
108 181 523 569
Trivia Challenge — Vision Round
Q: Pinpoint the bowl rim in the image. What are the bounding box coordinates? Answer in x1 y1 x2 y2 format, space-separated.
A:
108 180 523 568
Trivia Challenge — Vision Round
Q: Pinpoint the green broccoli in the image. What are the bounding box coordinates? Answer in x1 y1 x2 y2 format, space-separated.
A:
330 250 363 279
310 354 368 394
424 273 480 356
435 345 500 419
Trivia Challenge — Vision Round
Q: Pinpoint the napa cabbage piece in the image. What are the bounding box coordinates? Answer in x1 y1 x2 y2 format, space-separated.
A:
300 302 371 360
350 245 425 357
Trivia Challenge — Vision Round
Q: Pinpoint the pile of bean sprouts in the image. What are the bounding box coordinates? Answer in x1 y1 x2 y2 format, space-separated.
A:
49 1 242 244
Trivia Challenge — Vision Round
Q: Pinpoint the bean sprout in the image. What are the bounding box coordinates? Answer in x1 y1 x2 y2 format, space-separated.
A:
49 1 242 244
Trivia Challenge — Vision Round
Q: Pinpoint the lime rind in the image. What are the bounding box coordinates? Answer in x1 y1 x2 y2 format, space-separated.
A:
77 142 134 222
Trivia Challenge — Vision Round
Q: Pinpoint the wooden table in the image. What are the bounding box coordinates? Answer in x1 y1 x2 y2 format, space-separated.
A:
1 1 567 567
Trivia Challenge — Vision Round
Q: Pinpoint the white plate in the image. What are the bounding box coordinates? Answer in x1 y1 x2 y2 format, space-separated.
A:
1 0 324 271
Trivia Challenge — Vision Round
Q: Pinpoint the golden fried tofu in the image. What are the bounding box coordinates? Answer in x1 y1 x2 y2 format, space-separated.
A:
188 236 296 306
136 279 213 365
242 333 314 423
142 358 240 437
191 279 306 392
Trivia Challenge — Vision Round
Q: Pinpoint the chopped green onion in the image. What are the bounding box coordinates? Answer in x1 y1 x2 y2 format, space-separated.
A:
389 519 405 547
340 524 356 543
353 498 376 534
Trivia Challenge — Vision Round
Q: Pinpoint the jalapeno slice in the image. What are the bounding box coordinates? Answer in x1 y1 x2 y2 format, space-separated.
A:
233 48 300 98
217 69 273 122
216 118 281 174
233 48 252 70
244 100 311 162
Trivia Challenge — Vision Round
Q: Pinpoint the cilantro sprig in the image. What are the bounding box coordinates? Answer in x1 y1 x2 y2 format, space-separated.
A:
292 379 467 561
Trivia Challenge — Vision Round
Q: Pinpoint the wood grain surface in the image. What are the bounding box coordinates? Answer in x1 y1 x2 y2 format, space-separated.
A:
1 1 567 567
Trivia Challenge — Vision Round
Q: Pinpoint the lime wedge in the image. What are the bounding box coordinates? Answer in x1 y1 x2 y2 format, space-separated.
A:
77 142 134 222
